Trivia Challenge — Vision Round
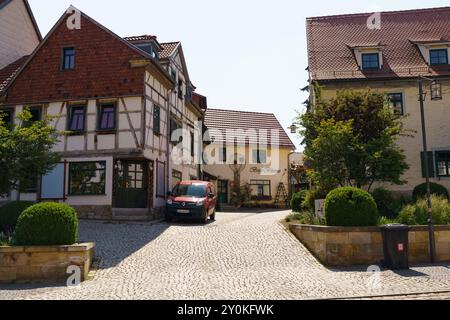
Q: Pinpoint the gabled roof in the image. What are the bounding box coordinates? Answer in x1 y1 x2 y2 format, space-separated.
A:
307 6 450 81
160 42 180 59
0 55 28 94
0 6 174 100
0 0 42 41
159 41 195 89
204 108 296 149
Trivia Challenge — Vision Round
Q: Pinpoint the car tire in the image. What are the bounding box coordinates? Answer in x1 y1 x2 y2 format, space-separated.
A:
166 216 173 222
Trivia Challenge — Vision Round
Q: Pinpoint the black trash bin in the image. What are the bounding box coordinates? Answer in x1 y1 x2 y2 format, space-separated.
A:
380 224 409 270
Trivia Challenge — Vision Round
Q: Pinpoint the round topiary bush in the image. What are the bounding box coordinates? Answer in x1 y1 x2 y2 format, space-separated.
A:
324 187 379 227
14 202 78 246
412 183 449 202
291 190 307 212
0 201 35 232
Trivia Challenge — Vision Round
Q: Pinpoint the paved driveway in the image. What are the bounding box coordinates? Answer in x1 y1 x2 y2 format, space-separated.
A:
2 210 450 300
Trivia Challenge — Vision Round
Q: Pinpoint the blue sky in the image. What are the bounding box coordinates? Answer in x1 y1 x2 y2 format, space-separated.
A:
28 0 450 150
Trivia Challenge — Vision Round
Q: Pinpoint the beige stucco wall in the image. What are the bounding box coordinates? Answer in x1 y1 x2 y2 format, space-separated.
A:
204 146 292 203
320 78 450 194
0 0 39 69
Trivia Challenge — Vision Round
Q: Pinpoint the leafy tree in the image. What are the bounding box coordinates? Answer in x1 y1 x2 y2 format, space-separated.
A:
0 109 61 198
299 89 410 192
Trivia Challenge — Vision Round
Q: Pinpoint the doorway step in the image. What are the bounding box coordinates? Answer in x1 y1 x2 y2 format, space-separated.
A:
112 208 154 221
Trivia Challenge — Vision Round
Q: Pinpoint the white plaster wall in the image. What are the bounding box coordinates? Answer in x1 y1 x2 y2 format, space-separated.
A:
8 97 144 153
144 71 170 208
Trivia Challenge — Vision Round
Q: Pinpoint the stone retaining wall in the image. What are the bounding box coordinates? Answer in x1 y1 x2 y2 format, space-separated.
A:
289 224 450 267
0 243 95 283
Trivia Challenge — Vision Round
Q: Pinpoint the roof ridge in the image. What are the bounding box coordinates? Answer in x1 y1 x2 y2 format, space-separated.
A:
207 108 276 116
307 6 450 21
123 35 157 40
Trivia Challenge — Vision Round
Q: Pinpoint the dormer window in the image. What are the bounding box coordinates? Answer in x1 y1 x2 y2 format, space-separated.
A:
135 43 158 60
362 53 380 70
350 45 383 71
430 49 448 66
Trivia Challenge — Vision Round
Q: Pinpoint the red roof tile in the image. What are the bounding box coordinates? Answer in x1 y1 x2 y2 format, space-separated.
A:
0 55 28 94
160 42 180 59
204 108 295 149
307 6 450 81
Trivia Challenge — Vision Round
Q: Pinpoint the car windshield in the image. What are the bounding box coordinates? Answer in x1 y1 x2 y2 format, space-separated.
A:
172 184 207 198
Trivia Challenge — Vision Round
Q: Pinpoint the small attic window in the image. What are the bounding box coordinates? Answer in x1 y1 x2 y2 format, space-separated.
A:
62 47 75 70
362 53 380 70
430 49 448 66
136 43 158 59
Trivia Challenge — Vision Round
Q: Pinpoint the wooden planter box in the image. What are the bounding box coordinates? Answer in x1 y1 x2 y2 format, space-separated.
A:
0 243 95 283
289 224 450 267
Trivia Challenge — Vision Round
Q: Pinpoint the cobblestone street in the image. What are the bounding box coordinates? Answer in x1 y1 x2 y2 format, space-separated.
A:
2 210 450 300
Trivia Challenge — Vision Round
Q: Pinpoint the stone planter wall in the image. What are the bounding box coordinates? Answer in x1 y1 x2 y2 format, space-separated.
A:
0 243 95 283
289 224 450 267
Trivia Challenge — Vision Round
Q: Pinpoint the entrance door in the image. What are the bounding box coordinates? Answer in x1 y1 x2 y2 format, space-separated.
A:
115 161 147 208
217 180 228 204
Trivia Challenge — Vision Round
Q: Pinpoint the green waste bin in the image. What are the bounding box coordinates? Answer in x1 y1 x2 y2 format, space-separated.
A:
380 224 409 270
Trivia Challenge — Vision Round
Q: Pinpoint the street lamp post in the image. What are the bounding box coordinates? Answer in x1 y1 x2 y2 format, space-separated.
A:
418 75 441 263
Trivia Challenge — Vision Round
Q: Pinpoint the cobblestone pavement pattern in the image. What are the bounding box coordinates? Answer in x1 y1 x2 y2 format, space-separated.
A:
2 210 450 300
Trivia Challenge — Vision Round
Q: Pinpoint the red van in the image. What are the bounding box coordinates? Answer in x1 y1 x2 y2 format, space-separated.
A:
166 181 217 223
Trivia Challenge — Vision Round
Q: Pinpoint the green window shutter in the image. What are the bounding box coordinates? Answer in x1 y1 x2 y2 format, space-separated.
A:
153 106 160 134
421 151 435 178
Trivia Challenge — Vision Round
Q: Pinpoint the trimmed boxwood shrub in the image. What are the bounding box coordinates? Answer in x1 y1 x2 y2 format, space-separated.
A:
291 190 307 212
324 187 379 227
0 201 34 232
412 183 449 202
14 202 78 246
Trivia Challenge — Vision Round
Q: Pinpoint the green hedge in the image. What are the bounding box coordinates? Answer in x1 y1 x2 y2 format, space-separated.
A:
303 188 329 211
14 202 78 246
412 183 449 202
398 195 450 226
325 187 379 227
372 188 406 219
291 190 307 212
0 201 34 232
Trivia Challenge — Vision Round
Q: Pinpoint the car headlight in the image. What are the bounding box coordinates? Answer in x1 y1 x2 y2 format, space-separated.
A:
167 199 173 205
196 200 205 206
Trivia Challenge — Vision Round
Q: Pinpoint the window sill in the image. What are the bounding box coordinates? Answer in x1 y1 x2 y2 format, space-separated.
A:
96 130 117 135
68 193 107 197
67 131 86 136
